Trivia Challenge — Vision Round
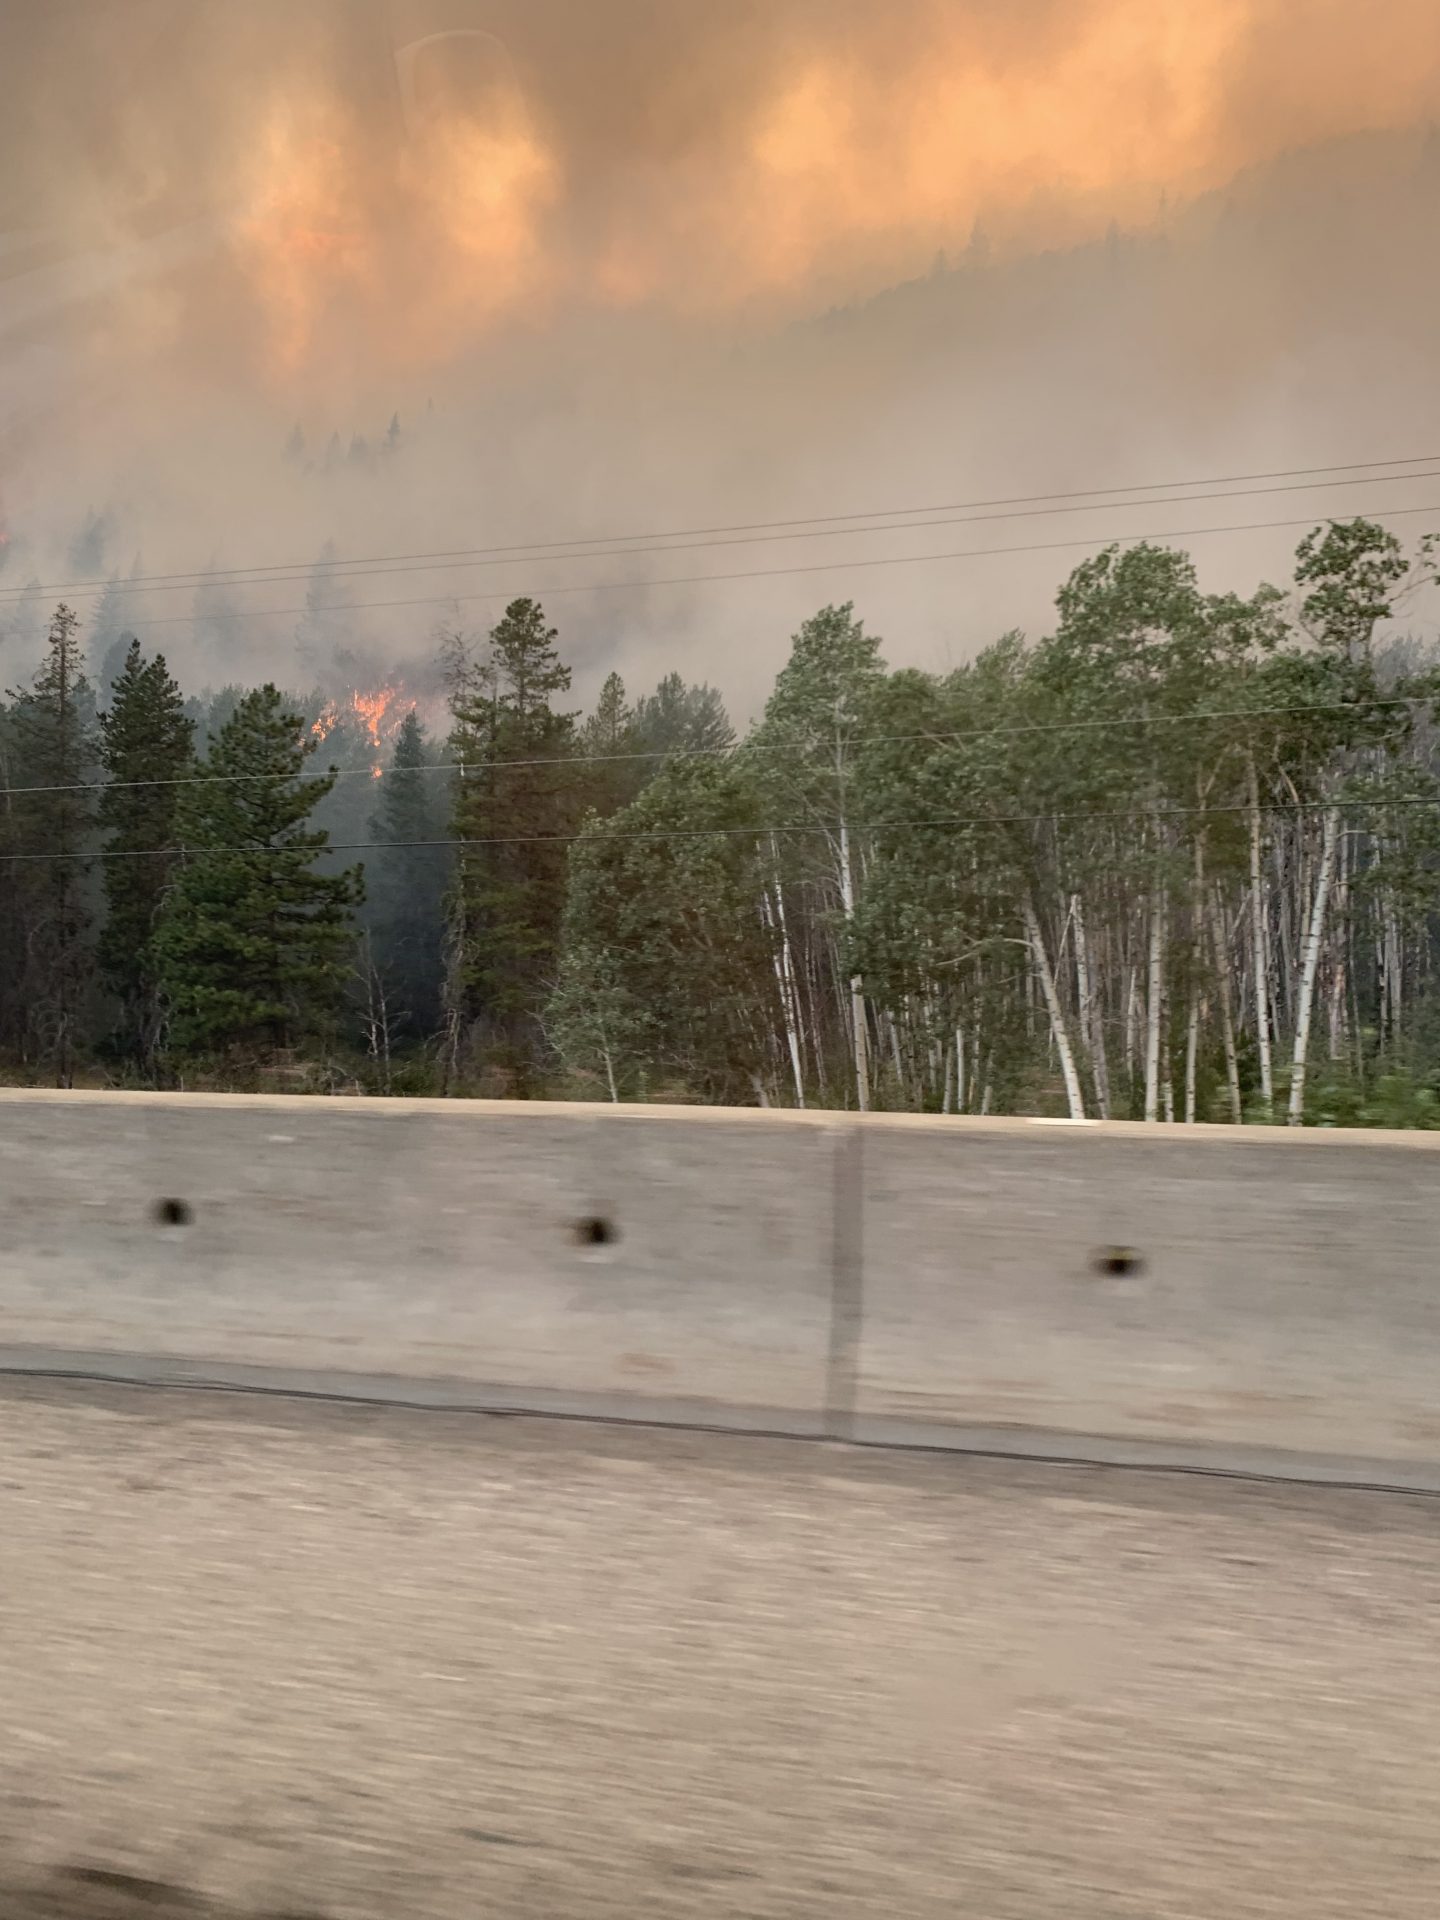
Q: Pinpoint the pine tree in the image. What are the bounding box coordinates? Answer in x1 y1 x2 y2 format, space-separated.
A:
98 640 195 1066
579 670 639 813
366 709 450 1039
0 682 30 1062
630 672 735 761
448 598 581 1088
86 575 133 692
6 605 98 1083
154 686 361 1061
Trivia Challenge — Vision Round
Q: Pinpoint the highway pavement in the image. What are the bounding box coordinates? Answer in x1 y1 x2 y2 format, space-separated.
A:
3 1378 1439 1918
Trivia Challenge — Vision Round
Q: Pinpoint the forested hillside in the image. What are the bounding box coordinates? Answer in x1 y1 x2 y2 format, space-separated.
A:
3 516 1439 1125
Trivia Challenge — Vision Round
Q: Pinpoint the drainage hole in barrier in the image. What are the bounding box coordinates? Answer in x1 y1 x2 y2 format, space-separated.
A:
155 1198 193 1229
575 1216 618 1249
1093 1246 1143 1278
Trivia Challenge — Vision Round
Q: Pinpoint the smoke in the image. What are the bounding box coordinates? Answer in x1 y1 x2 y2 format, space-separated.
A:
3 0 1440 709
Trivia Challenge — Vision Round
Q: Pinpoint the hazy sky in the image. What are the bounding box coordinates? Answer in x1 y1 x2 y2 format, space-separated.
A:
3 0 1440 710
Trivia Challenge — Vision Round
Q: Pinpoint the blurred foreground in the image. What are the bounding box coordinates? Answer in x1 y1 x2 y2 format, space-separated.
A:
3 1380 1438 1919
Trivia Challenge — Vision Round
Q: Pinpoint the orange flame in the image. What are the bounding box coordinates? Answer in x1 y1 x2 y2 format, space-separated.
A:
312 686 417 776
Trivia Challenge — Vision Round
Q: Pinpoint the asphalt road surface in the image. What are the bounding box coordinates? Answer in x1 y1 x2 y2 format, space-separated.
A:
3 1379 1440 1919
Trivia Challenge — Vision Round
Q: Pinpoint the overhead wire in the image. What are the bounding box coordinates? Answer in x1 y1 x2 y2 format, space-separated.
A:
23 500 1440 633
4 697 1427 800
5 459 1439 608
5 791 1440 866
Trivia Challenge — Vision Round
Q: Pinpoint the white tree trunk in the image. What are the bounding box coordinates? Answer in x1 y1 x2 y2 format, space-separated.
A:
837 819 869 1111
1183 833 1203 1125
1288 805 1340 1127
763 875 806 1108
886 1010 905 1096
1209 894 1243 1123
1387 907 1404 1047
1327 829 1348 1061
1022 894 1086 1120
1184 987 1200 1124
1247 758 1274 1108
1073 893 1110 1118
1144 885 1165 1122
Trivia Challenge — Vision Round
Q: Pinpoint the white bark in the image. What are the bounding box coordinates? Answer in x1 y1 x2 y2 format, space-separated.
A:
1247 758 1274 1107
1387 907 1404 1047
1288 806 1341 1126
837 819 869 1111
1327 829 1349 1062
1022 894 1086 1120
1144 885 1165 1123
886 1010 905 1095
1209 894 1243 1124
1073 893 1108 1118
763 876 806 1108
1184 987 1200 1124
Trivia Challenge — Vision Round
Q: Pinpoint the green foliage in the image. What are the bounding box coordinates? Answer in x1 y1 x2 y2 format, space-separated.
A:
447 599 582 1086
550 758 776 1104
365 709 450 1037
7 517 1440 1116
154 686 361 1059
4 605 98 1082
579 669 736 816
1296 1068 1440 1131
630 672 735 760
98 640 195 1062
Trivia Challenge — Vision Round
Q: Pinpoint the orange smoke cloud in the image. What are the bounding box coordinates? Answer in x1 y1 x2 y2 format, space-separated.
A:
238 108 376 376
589 0 1440 308
235 66 559 377
193 0 1440 377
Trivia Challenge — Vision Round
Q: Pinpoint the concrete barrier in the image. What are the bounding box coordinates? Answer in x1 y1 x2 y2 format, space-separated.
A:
3 1093 1440 1482
853 1117 1440 1477
0 1092 840 1433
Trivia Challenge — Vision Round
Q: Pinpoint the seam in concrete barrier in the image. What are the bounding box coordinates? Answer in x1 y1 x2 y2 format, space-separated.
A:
823 1122 865 1442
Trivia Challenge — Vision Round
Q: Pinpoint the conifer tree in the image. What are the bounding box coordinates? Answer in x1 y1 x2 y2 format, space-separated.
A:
447 599 581 1087
98 640 195 1065
154 686 360 1060
366 708 450 1038
7 604 98 1083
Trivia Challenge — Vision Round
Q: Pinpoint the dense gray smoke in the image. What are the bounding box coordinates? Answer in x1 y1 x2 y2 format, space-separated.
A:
3 1 1440 712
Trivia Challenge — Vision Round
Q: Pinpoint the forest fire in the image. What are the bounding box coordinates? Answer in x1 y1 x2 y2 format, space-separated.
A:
311 684 417 775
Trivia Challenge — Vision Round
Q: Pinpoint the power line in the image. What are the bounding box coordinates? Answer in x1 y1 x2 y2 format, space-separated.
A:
6 697 1424 800
6 793 1439 866
10 462 1440 609
39 500 1440 633
1 449 1430 601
